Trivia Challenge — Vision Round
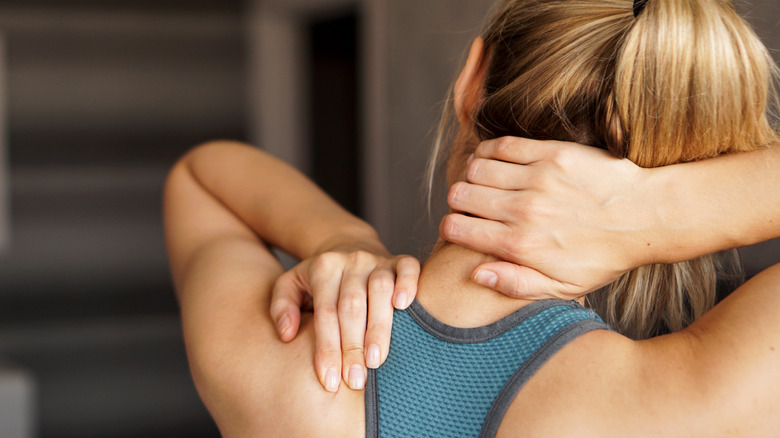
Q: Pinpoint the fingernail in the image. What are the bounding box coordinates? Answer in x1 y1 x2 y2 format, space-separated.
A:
366 344 381 369
395 291 408 309
348 365 365 390
325 368 340 393
277 314 291 335
467 153 475 165
475 270 498 288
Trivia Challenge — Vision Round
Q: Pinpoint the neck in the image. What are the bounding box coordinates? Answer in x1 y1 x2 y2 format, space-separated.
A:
416 241 536 327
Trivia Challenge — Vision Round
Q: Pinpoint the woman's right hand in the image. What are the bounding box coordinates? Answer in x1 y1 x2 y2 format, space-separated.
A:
270 249 420 392
441 137 657 301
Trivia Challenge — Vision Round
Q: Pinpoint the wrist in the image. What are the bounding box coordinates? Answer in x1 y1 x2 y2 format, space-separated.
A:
627 164 680 267
639 161 727 265
313 223 389 258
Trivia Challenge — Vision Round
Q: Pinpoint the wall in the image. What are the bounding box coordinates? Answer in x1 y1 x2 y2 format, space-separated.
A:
0 1 244 436
370 0 493 257
375 0 780 272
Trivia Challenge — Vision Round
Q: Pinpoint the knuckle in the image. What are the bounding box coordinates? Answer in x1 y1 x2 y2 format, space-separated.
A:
318 345 342 357
348 250 372 266
341 343 365 358
496 236 522 261
496 137 515 157
369 273 394 295
534 172 559 192
313 252 343 272
503 276 525 299
505 196 526 219
448 181 468 206
439 214 460 239
315 306 339 325
367 321 391 337
465 158 481 182
547 145 566 165
495 244 516 262
338 295 367 317
522 196 546 217
315 350 341 370
397 256 421 274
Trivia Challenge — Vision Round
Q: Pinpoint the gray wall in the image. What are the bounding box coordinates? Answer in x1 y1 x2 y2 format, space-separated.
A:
375 0 492 257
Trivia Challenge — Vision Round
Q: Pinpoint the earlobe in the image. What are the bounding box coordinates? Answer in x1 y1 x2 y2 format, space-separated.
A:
454 37 487 125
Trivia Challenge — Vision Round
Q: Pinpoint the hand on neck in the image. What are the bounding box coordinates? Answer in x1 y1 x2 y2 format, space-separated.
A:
415 240 537 327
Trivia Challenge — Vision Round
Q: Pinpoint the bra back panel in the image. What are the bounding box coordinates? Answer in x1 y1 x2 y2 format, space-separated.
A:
364 299 611 437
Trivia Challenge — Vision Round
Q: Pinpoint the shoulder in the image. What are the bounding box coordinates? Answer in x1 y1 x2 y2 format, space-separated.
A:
496 328 704 437
240 317 366 438
497 323 780 438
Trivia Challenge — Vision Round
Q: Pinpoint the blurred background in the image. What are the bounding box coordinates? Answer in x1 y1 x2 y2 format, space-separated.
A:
0 0 777 437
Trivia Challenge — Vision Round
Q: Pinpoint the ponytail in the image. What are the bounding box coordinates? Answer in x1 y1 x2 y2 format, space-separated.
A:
432 0 779 339
592 0 778 338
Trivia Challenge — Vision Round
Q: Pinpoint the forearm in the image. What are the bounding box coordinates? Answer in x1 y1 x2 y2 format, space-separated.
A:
645 146 780 264
181 141 387 260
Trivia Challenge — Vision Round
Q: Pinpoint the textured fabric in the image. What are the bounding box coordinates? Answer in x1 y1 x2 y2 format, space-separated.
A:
365 299 611 437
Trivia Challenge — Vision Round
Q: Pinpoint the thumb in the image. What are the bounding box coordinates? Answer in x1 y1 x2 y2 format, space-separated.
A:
270 268 308 342
472 262 571 301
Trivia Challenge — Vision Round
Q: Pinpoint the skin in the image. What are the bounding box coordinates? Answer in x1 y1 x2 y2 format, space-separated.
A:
164 140 419 400
442 137 780 300
169 37 780 435
167 139 780 437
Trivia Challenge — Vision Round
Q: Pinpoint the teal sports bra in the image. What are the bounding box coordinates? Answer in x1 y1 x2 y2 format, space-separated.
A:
364 299 611 437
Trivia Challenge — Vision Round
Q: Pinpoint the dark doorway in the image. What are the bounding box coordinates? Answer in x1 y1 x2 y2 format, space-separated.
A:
308 11 362 217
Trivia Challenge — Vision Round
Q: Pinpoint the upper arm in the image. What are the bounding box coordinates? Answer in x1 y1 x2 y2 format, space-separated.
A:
163 148 365 437
500 264 780 437
164 151 265 291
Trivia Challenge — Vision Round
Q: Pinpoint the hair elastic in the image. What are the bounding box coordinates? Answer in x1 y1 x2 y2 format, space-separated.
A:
633 0 648 17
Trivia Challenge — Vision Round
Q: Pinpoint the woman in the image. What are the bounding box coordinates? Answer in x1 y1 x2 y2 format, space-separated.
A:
166 0 780 435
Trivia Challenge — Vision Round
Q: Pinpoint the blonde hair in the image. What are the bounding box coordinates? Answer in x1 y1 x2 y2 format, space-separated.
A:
430 0 779 339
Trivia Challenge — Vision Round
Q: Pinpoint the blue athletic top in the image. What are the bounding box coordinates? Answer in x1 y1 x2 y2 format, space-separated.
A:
364 299 611 437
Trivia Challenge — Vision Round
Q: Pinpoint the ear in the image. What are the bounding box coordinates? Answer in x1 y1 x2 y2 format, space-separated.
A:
454 37 487 126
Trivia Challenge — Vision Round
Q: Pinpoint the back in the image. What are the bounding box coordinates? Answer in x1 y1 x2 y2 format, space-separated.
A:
366 299 611 437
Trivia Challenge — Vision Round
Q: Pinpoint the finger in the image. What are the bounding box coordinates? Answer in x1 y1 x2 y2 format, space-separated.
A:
439 213 527 264
472 261 575 301
311 256 346 393
465 157 533 190
269 269 306 342
439 213 512 259
392 256 420 310
448 181 524 222
474 137 550 164
338 261 371 390
365 267 396 369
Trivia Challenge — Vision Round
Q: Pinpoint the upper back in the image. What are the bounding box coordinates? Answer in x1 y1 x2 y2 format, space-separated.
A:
367 300 611 437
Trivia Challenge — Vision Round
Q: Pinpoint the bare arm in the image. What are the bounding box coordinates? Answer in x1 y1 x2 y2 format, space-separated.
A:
650 145 780 261
164 141 389 435
165 141 385 286
167 141 419 392
165 167 364 437
497 261 780 437
442 138 780 299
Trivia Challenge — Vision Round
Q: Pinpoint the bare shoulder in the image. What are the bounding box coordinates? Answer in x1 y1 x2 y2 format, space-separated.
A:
498 322 776 437
246 316 366 438
496 328 736 437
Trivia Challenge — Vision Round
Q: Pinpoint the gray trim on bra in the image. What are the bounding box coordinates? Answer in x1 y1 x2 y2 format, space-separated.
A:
479 318 611 437
406 299 575 344
364 300 612 437
365 368 379 438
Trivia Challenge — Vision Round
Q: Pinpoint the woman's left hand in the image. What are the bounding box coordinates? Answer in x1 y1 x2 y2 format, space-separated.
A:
270 249 420 392
441 137 648 300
